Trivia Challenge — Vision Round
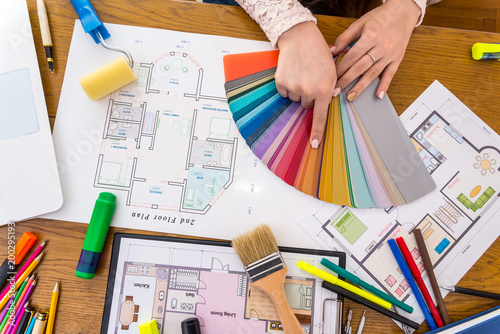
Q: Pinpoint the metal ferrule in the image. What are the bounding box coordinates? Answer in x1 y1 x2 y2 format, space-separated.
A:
245 251 285 282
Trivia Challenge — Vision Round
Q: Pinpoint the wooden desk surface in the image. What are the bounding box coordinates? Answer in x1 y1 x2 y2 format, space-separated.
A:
1 0 499 333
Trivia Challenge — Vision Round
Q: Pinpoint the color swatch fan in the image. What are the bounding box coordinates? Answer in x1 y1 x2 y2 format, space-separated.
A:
223 50 436 208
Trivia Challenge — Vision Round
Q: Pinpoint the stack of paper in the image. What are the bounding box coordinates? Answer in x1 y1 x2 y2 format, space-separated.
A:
223 50 436 208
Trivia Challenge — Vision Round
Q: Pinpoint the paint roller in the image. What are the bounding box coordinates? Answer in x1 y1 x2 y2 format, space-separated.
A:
71 0 137 100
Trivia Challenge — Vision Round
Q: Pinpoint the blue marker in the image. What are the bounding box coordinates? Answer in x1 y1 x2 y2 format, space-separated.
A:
387 238 437 330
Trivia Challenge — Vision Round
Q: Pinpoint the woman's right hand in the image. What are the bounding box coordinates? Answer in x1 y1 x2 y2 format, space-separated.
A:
275 21 337 148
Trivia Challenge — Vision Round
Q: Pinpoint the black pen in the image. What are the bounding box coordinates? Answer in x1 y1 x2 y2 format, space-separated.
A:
441 285 500 301
37 0 54 73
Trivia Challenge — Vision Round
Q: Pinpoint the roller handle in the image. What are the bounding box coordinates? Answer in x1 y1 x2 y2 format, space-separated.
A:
70 0 110 44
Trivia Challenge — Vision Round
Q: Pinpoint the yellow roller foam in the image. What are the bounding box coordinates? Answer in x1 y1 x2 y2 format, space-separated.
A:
79 56 137 101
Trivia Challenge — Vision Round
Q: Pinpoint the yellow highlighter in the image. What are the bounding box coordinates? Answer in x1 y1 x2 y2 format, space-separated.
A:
297 261 392 310
472 43 500 60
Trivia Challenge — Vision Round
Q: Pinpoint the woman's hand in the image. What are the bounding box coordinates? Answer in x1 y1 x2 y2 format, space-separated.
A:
276 21 337 148
332 0 421 101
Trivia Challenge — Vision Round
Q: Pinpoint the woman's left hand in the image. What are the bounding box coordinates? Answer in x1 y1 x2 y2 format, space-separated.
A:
331 0 422 101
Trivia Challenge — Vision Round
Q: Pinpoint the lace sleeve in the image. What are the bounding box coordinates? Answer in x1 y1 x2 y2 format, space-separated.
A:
234 0 317 48
383 0 443 26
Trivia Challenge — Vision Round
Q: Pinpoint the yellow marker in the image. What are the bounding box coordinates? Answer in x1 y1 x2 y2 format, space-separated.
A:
0 251 45 310
139 320 160 334
45 280 59 334
297 261 392 310
472 43 500 61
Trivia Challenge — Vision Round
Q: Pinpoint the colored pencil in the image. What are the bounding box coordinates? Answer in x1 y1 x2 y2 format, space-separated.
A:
10 277 28 313
13 275 34 314
6 278 36 334
45 280 59 334
396 237 444 327
13 305 33 334
413 229 450 325
0 252 44 311
321 258 413 313
6 301 29 334
0 293 16 332
388 239 437 330
0 241 46 304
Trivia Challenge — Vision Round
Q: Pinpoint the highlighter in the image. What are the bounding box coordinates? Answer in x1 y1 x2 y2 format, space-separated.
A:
76 192 116 279
297 260 392 310
472 43 500 60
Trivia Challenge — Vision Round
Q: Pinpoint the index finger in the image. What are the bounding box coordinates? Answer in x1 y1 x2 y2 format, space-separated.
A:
310 94 332 148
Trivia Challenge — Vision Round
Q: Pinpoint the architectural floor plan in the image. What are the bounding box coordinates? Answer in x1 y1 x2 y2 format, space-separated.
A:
298 81 500 323
95 51 237 214
49 21 324 245
102 235 343 334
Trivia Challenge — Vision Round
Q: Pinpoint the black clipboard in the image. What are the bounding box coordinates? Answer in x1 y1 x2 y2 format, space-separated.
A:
101 232 346 333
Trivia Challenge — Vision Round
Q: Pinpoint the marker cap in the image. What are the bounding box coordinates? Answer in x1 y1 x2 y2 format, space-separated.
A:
181 317 201 334
15 232 38 264
76 192 116 279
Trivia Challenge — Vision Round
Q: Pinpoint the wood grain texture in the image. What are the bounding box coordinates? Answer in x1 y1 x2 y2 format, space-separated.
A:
2 0 500 333
423 0 500 32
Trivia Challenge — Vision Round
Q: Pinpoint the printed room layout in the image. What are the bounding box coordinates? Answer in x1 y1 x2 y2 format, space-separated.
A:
114 262 316 333
105 236 341 334
305 100 500 302
93 51 237 214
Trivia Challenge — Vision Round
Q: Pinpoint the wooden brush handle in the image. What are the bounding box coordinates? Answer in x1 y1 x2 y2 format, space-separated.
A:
252 267 304 334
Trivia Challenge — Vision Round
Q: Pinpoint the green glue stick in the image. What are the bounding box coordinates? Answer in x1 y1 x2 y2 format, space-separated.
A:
76 192 116 279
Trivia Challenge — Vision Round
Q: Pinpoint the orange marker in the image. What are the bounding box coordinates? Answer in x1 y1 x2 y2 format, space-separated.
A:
0 232 37 290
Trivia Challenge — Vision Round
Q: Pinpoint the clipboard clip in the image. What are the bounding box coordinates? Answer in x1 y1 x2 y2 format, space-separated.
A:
323 298 343 334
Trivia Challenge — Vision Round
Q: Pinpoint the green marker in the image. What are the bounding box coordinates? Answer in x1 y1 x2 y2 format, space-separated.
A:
76 192 116 279
320 257 414 313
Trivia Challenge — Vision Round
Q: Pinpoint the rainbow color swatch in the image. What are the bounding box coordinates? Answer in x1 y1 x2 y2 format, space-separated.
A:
223 50 436 208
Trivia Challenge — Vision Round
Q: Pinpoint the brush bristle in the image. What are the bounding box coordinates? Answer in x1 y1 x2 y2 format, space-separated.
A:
231 224 279 266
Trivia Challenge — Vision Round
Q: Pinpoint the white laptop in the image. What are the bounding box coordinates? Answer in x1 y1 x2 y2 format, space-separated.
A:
0 0 63 224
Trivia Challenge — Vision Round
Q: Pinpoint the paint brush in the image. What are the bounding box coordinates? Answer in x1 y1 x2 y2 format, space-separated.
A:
232 224 303 333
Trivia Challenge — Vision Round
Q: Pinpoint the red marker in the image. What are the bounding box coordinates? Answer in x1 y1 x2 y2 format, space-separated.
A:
396 237 444 328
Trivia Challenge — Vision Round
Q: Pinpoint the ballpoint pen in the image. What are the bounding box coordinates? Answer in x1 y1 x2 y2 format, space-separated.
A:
396 237 444 327
414 229 450 325
388 239 437 330
440 285 500 300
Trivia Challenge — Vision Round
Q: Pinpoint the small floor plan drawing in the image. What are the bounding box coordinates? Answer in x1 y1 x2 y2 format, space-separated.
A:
116 262 315 333
103 236 342 334
94 51 237 214
297 82 500 316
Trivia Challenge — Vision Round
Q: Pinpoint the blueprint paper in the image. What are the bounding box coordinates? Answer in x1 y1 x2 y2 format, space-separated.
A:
102 234 343 333
297 80 500 325
45 21 321 249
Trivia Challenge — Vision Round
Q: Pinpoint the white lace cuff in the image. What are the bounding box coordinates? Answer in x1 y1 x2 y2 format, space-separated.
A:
383 0 440 26
234 0 317 48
